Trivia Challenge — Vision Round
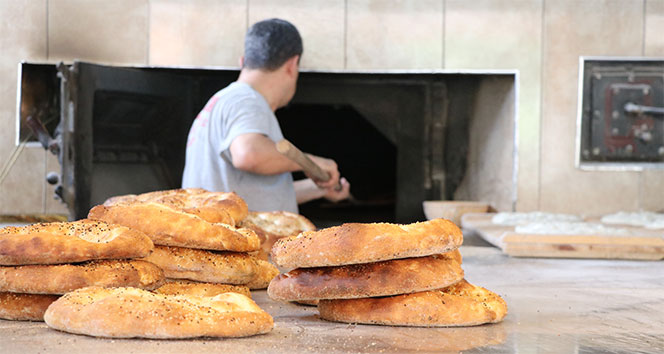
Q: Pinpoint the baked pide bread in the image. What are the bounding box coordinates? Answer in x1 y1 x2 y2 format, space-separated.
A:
0 292 59 321
89 203 259 252
271 218 463 268
140 246 257 284
240 211 316 258
245 259 279 290
0 260 164 294
103 188 249 225
0 219 154 265
44 287 274 338
268 250 464 301
318 279 507 327
154 280 251 298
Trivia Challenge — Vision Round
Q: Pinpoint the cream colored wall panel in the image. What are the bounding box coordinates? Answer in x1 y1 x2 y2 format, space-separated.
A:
540 0 643 214
347 0 443 70
0 150 45 215
445 0 542 211
645 0 664 56
149 0 246 67
0 0 47 215
48 0 148 64
44 153 68 215
248 0 344 70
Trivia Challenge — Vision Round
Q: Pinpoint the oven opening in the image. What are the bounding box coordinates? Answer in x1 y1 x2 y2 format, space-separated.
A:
277 104 397 226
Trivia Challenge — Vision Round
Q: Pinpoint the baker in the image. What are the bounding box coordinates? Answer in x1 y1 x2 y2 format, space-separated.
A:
182 18 350 213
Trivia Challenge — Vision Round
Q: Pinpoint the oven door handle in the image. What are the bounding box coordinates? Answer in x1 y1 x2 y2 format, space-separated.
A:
624 102 664 116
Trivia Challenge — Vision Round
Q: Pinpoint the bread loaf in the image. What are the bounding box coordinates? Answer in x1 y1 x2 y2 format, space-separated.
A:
318 279 507 327
271 218 463 268
89 203 259 252
0 292 59 321
0 260 164 294
0 219 153 265
154 280 251 298
140 246 257 284
245 259 279 290
44 287 273 338
268 250 464 301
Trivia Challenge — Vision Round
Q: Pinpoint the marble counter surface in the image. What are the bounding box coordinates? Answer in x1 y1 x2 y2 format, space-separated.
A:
0 246 662 353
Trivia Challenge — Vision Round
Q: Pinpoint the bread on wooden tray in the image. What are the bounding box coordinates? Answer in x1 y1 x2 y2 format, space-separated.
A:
154 279 251 298
89 202 259 252
0 260 164 294
140 245 257 284
44 286 274 338
271 218 463 268
268 250 464 301
318 279 507 327
0 292 59 321
0 219 153 265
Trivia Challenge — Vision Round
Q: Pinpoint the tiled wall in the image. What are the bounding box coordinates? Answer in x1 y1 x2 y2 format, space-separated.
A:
0 0 662 216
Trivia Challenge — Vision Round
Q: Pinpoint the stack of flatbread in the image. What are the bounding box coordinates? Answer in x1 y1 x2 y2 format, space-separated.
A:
91 188 279 294
0 219 161 321
268 219 508 327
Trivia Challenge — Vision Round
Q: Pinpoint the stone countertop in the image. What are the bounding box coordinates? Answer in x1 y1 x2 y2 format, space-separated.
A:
0 246 663 353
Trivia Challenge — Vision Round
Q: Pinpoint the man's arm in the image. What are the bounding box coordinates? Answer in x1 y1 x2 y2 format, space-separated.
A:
229 133 341 188
294 178 351 204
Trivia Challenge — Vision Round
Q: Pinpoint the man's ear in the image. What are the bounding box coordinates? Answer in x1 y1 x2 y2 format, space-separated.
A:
285 55 299 77
239 56 245 68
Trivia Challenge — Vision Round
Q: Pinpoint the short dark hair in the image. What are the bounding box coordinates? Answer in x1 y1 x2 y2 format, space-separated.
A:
243 18 303 71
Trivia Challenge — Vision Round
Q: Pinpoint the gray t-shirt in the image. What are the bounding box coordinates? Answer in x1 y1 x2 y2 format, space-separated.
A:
182 82 297 213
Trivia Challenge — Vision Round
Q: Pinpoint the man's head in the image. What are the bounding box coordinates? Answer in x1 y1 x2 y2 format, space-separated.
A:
243 18 302 71
241 19 302 109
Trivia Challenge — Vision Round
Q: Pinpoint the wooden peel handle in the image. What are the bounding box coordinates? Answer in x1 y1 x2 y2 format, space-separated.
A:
276 139 330 182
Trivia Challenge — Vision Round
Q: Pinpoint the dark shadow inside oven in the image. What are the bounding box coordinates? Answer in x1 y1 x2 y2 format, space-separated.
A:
277 104 397 227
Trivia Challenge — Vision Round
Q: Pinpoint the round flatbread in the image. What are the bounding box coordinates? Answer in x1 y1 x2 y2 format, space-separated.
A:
44 287 273 338
140 245 257 284
318 279 507 327
271 218 463 268
240 211 316 258
154 280 251 298
0 219 154 265
0 260 164 294
0 292 59 321
268 250 463 301
89 203 259 252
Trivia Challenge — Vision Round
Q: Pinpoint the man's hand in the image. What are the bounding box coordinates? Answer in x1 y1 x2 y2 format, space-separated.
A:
306 155 341 189
323 177 351 202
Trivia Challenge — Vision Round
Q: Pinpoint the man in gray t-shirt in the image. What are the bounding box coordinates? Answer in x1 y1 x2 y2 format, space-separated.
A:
182 19 350 213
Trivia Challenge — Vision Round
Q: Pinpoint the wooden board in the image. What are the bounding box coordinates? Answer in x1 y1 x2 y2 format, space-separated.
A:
461 213 513 247
502 233 664 260
461 212 664 260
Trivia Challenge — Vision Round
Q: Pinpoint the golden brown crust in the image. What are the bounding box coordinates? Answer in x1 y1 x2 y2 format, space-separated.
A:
271 218 463 268
103 188 248 224
240 211 316 257
246 260 279 290
89 203 259 252
44 286 274 338
0 260 164 294
154 280 251 298
0 219 154 265
268 250 464 301
140 246 257 284
318 279 507 327
0 292 59 321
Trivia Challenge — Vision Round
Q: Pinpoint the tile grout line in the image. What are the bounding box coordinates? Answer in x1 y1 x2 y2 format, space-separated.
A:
537 0 546 211
344 0 348 70
441 0 445 68
45 0 49 59
146 0 150 65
